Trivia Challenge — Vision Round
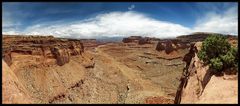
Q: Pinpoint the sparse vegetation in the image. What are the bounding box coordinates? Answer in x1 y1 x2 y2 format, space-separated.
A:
198 34 238 73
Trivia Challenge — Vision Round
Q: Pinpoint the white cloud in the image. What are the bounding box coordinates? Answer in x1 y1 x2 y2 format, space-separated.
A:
193 6 238 35
6 11 191 38
2 5 238 38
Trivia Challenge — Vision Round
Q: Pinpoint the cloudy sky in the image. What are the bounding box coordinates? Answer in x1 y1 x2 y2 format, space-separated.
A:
2 2 238 39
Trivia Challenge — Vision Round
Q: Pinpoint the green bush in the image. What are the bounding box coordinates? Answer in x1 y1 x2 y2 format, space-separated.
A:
220 47 236 67
210 57 223 72
197 34 238 72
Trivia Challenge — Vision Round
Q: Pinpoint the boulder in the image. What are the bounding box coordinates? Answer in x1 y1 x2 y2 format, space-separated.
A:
51 47 70 66
156 42 165 51
138 37 151 45
165 40 175 54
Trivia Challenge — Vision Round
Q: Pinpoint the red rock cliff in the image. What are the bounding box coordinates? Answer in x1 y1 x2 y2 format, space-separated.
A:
122 36 160 45
174 42 238 104
2 35 84 66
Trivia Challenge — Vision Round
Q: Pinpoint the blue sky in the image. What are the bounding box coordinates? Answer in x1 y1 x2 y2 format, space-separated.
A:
2 2 238 38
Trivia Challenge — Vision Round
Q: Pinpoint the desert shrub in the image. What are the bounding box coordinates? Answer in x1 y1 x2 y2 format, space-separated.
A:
221 47 237 68
197 34 238 72
209 57 223 72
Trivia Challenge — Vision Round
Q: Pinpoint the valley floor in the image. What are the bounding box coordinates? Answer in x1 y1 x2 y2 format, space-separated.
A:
3 42 187 104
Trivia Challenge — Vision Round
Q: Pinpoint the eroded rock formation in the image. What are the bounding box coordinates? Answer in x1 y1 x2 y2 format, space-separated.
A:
156 40 190 54
2 35 84 66
174 42 238 104
122 36 142 43
2 35 95 104
2 33 237 104
122 36 160 45
80 39 98 48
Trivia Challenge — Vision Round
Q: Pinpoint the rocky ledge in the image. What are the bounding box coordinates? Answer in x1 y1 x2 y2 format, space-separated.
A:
155 39 190 54
175 42 238 104
2 35 84 66
122 36 160 45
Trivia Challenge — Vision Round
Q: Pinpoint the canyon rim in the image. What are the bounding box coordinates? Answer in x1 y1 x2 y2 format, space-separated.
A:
2 2 238 104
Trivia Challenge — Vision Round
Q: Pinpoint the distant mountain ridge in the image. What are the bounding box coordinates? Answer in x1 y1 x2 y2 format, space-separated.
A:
177 32 238 42
3 32 237 43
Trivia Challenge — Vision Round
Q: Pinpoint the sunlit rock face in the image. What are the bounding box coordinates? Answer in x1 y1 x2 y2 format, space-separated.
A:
2 35 84 66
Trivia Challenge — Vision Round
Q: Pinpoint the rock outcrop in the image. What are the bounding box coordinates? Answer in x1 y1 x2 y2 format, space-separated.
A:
2 35 95 104
122 36 142 43
122 36 160 45
3 48 12 66
174 42 238 104
2 60 33 104
3 34 237 104
80 39 98 48
2 35 84 66
156 40 190 54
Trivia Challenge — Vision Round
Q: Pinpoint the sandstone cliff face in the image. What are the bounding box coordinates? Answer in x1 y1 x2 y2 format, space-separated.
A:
80 39 97 47
3 34 237 104
80 39 99 51
122 36 160 45
122 36 142 43
175 42 238 104
2 60 33 104
156 40 190 54
3 48 12 66
2 35 84 66
2 35 95 104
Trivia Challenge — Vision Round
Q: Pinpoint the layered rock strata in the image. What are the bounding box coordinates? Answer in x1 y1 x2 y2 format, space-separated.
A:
122 36 160 45
2 35 84 66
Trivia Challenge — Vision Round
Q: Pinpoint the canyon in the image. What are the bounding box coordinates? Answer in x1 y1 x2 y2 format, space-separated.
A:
2 33 238 104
